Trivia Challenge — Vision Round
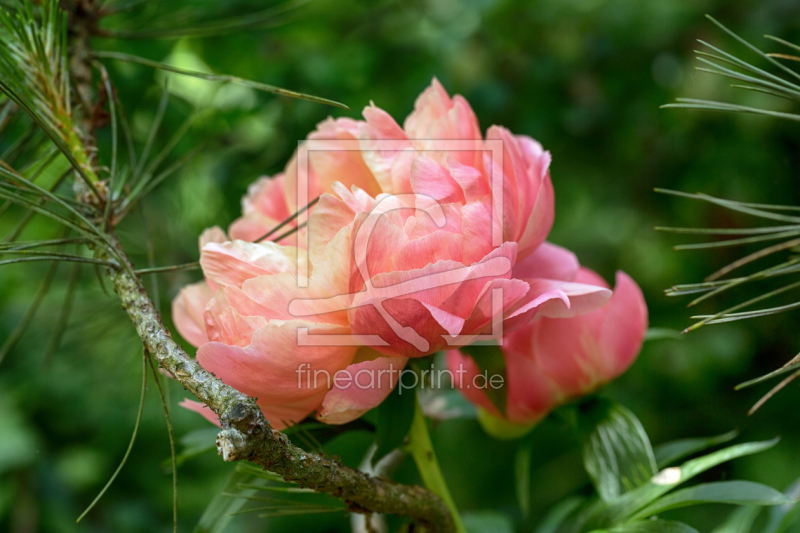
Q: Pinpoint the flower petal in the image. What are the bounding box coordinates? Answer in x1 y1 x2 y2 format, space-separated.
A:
512 242 579 281
197 321 357 426
317 352 408 424
200 240 303 288
179 399 221 428
172 281 213 348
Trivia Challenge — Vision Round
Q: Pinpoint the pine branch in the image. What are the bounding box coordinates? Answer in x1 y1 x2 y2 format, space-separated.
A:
46 1 456 530
99 236 455 533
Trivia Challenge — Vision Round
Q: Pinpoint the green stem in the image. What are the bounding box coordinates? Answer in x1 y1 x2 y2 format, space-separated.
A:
407 395 467 533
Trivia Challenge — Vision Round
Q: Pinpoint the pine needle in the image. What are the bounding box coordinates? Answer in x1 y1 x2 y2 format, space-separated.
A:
147 352 178 532
40 259 80 369
92 51 349 109
748 370 800 415
0 257 59 366
76 349 148 523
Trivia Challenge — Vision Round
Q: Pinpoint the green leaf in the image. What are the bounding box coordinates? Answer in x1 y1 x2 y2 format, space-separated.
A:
171 427 218 467
578 399 657 502
654 430 739 468
515 437 533 517
763 476 800 533
194 469 269 533
582 438 780 528
711 506 762 533
0 257 58 366
462 511 514 533
534 497 583 533
372 379 415 466
630 481 793 521
460 345 508 417
285 418 374 448
602 520 699 533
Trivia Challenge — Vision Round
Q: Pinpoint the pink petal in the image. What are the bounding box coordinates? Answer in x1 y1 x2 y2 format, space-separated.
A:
387 230 463 272
504 268 647 420
459 199 497 265
362 103 407 140
332 182 377 213
403 78 453 139
239 273 349 325
348 211 410 293
515 172 555 260
228 213 274 242
172 281 213 348
308 117 382 197
512 242 579 281
409 156 466 205
241 174 291 223
197 321 357 425
199 226 228 248
204 305 267 347
448 157 490 203
597 271 648 378
527 279 611 318
349 244 519 356
446 349 495 412
503 348 563 424
180 399 221 428
284 152 324 214
308 192 357 269
486 126 521 242
317 352 408 424
200 240 302 288
501 278 611 333
513 135 552 255
360 104 411 194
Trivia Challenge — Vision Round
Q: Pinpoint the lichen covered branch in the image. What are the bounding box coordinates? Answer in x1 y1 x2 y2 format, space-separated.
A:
60 0 455 527
105 243 455 531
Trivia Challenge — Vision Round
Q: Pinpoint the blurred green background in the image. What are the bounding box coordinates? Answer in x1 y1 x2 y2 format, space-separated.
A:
3 0 800 531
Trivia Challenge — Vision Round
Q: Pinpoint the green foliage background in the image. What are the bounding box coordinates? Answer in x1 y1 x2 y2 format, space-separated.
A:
2 0 800 531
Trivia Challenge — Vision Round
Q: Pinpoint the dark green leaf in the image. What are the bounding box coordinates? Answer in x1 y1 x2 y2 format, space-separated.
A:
515 436 533 517
0 257 59 366
372 380 415 466
711 506 762 533
462 511 514 533
284 418 374 449
763 476 800 533
579 399 657 502
171 427 219 468
534 497 584 533
460 345 508 417
604 519 699 533
654 430 738 468
194 469 269 533
582 438 780 528
630 481 792 520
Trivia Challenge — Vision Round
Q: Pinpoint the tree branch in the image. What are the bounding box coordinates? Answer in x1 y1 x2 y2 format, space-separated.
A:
102 232 455 533
61 1 455 530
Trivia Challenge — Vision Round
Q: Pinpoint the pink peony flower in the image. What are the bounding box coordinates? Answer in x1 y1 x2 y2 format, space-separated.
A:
172 79 614 428
447 267 648 438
